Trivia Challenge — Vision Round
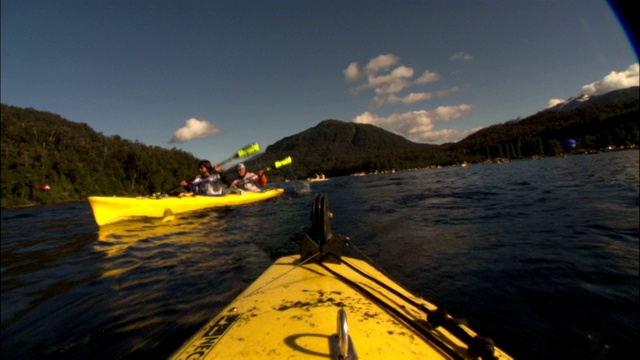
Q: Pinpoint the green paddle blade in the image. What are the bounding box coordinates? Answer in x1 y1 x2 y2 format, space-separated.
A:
218 143 261 167
237 143 260 158
275 156 292 169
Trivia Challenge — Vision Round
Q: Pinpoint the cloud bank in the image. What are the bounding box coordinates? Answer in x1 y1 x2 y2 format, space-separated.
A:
169 118 222 143
579 63 639 96
346 53 476 144
353 104 476 144
344 53 447 108
347 55 638 145
548 63 639 108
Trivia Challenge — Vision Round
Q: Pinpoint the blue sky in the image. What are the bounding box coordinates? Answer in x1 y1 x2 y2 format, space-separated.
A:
2 0 637 166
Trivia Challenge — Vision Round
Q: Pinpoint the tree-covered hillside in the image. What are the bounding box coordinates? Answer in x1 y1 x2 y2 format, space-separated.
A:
1 104 200 207
246 119 446 178
2 87 638 207
247 97 638 178
446 98 639 161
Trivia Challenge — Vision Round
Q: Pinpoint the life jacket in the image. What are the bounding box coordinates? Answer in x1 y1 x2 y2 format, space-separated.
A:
258 174 268 187
233 172 261 192
189 174 225 195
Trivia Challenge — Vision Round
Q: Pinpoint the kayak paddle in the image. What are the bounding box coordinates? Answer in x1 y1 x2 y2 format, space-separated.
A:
266 156 293 171
218 143 261 167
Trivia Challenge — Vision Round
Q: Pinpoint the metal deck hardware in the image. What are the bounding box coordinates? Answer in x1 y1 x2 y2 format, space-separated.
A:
330 308 358 359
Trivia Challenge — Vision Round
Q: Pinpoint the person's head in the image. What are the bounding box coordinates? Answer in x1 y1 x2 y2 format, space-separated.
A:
236 163 246 176
198 160 213 175
258 169 265 175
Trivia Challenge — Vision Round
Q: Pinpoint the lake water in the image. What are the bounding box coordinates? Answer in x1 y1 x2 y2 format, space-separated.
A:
1 150 638 360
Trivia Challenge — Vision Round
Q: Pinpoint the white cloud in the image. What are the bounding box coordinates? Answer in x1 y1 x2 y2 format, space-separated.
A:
435 86 461 97
344 62 362 82
547 98 566 108
352 104 476 144
450 52 474 61
579 63 639 96
415 127 482 144
352 111 377 125
387 92 434 105
346 54 453 107
370 86 461 108
432 104 475 121
365 54 400 73
169 118 222 143
369 65 414 94
547 63 639 107
414 70 440 84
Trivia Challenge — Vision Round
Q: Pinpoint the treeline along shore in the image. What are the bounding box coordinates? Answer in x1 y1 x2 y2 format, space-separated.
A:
1 87 638 207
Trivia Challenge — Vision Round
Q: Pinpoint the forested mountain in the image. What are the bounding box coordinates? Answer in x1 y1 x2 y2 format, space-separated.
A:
548 86 639 111
245 119 445 179
445 95 638 162
1 104 199 207
1 86 638 207
247 89 638 177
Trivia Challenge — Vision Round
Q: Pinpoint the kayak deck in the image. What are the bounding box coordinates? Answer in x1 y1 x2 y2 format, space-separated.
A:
171 194 512 360
87 188 284 226
171 254 512 359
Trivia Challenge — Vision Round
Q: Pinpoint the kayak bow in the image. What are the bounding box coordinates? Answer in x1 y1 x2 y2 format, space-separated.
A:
170 194 512 360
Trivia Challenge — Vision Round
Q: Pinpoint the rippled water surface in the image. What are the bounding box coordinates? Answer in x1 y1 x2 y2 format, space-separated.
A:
2 151 638 359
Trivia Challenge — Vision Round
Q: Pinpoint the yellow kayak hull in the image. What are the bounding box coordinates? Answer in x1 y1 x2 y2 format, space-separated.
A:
308 178 329 182
171 254 512 360
87 188 284 226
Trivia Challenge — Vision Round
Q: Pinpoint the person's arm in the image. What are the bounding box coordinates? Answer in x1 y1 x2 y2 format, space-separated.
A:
180 179 190 191
181 177 199 192
245 173 261 192
217 167 230 186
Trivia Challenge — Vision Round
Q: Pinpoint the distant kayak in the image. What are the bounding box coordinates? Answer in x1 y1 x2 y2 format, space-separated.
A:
170 194 513 360
308 177 329 182
87 188 284 226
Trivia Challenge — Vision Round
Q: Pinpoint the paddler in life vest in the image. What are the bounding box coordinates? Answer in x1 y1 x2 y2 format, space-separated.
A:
257 169 268 187
180 160 229 195
230 163 262 192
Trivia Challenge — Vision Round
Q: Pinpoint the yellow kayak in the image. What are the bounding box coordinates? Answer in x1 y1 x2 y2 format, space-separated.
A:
87 188 284 226
308 177 329 182
170 194 513 360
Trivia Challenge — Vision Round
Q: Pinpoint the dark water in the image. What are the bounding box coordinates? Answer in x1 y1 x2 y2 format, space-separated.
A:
2 151 638 360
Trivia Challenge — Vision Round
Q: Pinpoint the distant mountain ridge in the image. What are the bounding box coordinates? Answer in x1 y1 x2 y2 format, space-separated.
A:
246 119 444 178
1 86 638 207
248 86 638 177
549 86 638 111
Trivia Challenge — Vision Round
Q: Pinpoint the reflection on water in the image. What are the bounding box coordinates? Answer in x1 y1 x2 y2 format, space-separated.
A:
96 209 230 256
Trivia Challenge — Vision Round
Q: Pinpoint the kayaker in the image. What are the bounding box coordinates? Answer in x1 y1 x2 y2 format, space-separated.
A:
257 169 268 187
230 163 261 192
180 160 229 195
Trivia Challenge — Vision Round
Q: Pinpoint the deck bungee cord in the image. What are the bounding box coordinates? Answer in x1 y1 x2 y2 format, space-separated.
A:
299 193 499 360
